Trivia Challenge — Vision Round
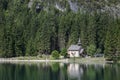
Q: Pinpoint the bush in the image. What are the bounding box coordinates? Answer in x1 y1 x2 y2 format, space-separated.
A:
60 48 67 57
51 50 60 59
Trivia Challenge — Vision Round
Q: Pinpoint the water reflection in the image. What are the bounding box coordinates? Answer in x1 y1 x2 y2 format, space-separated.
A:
67 63 83 80
0 62 120 80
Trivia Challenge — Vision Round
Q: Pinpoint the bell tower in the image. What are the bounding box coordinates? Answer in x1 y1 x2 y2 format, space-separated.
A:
78 38 81 46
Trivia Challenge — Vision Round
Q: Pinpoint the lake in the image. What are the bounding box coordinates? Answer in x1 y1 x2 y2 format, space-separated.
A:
0 62 120 80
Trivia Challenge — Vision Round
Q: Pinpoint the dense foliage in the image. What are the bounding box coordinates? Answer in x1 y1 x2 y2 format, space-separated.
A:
51 50 59 59
0 0 120 60
60 48 67 57
87 44 96 56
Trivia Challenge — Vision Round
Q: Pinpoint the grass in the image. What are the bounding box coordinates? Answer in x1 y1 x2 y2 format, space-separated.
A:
0 55 65 61
1 56 119 64
68 57 106 64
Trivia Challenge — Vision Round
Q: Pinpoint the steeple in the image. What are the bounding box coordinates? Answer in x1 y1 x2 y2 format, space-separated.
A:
78 38 81 46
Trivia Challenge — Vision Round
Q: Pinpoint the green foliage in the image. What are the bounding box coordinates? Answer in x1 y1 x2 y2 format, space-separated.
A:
0 0 120 59
51 50 59 59
87 44 96 56
60 48 67 57
96 48 102 54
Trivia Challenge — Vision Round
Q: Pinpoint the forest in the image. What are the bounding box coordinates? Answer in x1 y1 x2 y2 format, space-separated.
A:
0 0 120 60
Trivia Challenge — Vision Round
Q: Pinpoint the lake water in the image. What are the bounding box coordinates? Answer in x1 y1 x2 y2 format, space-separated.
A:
0 62 120 80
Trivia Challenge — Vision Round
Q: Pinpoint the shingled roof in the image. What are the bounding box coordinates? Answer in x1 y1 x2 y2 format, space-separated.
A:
68 45 81 51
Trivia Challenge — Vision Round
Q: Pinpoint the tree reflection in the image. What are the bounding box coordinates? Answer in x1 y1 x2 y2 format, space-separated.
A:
0 63 120 80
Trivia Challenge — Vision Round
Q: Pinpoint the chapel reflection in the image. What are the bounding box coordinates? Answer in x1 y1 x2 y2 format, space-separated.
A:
67 63 84 80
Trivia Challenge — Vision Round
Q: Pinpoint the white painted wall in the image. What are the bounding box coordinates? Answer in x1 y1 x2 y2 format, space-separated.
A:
68 51 80 57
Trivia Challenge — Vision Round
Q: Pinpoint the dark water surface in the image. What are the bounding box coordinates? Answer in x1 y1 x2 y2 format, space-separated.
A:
0 62 120 80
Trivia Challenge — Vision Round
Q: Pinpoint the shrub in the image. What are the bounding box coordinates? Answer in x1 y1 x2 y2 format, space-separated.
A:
51 50 59 59
60 48 67 57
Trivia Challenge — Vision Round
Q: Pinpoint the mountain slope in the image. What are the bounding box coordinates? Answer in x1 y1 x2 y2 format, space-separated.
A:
28 0 120 17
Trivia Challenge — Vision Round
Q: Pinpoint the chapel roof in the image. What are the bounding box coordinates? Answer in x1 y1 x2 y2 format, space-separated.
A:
68 45 81 51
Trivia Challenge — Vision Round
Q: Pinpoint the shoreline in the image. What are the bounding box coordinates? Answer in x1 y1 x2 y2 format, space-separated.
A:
0 58 69 63
0 57 116 64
